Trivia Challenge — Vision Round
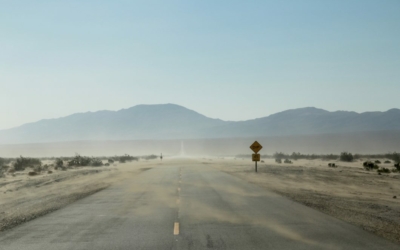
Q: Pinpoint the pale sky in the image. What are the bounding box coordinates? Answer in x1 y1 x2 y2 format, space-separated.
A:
1 0 400 130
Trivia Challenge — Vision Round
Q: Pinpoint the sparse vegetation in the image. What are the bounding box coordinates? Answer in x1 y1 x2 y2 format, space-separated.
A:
0 158 6 167
340 152 354 162
90 158 103 167
42 164 49 171
284 159 292 164
385 152 400 163
67 154 92 167
328 163 337 168
275 158 282 164
12 156 42 171
377 167 390 174
65 154 103 167
142 155 158 160
363 161 379 170
55 158 64 169
239 152 400 162
0 157 12 168
275 152 340 161
117 154 138 163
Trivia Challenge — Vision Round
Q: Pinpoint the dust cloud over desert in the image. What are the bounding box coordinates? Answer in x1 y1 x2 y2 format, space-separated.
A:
1 130 400 158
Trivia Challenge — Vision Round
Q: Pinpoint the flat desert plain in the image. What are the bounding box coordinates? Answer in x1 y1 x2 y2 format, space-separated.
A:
212 157 400 244
1 157 399 244
0 160 159 231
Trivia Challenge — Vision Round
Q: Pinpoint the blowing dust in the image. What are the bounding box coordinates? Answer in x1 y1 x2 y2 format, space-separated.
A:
212 157 400 244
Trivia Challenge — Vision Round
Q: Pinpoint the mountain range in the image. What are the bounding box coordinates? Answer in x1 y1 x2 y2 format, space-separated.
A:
1 104 399 144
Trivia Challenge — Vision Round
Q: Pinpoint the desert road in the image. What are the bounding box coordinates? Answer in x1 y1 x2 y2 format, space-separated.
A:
0 160 398 250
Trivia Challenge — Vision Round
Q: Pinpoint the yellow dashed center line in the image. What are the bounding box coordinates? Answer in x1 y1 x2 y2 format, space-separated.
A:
174 222 180 235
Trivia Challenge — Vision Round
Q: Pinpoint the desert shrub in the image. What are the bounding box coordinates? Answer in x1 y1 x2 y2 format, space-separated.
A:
28 171 38 176
290 152 301 160
275 158 282 164
68 154 91 167
262 152 400 161
42 164 49 171
142 155 158 160
375 160 381 164
377 167 390 174
384 160 391 164
91 158 103 167
108 159 114 164
328 163 337 168
363 161 378 170
55 158 64 169
13 156 41 171
340 152 354 162
105 163 110 166
394 163 400 171
34 165 42 173
284 159 292 164
0 157 12 167
0 158 5 167
274 152 289 160
65 154 103 167
385 152 400 163
116 154 138 163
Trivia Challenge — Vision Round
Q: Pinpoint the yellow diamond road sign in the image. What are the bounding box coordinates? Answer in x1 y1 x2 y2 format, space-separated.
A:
250 141 262 153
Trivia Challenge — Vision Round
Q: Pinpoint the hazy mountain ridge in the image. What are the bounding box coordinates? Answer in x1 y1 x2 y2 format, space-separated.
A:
0 105 399 144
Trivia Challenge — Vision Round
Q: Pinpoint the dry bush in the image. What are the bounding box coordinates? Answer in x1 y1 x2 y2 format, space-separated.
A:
363 161 378 170
377 167 390 174
340 152 354 162
28 171 38 176
13 156 42 171
328 163 337 168
284 159 292 164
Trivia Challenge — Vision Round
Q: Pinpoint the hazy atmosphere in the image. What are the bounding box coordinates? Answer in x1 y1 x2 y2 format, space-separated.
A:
1 0 400 129
1 1 400 249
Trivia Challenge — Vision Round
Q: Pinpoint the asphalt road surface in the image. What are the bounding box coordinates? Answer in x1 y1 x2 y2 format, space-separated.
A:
1 160 399 250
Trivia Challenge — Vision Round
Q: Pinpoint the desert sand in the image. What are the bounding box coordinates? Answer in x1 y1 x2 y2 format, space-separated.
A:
212 157 400 244
1 157 399 244
0 160 159 231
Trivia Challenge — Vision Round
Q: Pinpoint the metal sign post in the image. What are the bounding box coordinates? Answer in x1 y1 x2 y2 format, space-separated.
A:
250 141 263 173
